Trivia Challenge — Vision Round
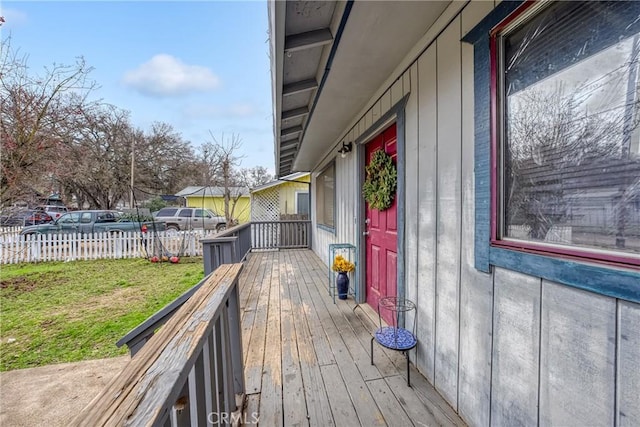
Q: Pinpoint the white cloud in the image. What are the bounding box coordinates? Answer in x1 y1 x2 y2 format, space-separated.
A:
122 54 220 97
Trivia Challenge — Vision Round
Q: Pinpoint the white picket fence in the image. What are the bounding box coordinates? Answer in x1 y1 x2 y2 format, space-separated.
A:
0 230 218 264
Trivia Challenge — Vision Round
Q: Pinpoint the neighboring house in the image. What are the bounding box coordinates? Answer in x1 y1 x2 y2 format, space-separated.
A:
250 172 310 221
269 2 640 427
175 186 251 224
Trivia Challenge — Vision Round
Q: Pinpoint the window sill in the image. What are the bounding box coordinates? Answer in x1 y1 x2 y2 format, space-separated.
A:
488 245 640 303
317 224 336 234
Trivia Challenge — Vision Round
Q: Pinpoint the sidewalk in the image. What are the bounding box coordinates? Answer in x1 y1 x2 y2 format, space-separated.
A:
0 356 128 426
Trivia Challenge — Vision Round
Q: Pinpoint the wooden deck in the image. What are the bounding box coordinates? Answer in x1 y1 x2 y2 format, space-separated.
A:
238 249 465 426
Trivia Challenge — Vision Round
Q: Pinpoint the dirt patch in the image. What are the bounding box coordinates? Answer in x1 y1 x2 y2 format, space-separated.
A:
61 286 146 322
39 318 56 329
0 276 38 293
0 272 66 296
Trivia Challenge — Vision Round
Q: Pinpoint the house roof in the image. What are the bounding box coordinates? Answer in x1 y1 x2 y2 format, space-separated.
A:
251 172 310 193
269 1 450 176
175 186 251 198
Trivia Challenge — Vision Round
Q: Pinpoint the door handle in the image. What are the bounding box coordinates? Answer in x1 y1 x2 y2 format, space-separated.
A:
363 231 369 236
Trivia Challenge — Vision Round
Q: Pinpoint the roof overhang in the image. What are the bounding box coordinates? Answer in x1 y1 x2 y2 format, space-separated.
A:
269 0 451 176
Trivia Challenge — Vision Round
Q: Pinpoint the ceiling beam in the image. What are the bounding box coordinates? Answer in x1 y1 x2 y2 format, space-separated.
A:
283 79 318 96
281 125 303 137
281 145 298 154
285 28 333 52
280 138 298 149
282 106 309 121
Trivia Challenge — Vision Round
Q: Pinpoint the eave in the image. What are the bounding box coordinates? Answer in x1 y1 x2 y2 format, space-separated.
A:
270 0 451 177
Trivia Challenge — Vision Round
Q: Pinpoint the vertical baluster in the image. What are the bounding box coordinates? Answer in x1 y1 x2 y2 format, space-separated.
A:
172 380 191 426
190 350 209 426
212 317 223 424
220 307 234 416
227 280 245 396
203 335 215 424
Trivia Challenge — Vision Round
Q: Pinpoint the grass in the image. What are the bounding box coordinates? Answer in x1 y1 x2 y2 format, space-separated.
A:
0 257 205 371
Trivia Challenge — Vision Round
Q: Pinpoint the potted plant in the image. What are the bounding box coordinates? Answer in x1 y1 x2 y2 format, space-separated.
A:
332 255 355 300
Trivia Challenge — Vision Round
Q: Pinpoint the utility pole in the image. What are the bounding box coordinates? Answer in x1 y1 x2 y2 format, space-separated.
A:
130 140 135 208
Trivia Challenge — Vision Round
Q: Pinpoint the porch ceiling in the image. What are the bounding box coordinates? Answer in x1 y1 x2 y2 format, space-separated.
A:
270 0 451 177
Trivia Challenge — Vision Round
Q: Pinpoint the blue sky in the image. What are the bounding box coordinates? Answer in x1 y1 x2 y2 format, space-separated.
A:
1 1 274 172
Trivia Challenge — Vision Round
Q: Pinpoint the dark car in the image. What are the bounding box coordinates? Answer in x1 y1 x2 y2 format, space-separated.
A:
0 209 52 226
24 211 53 225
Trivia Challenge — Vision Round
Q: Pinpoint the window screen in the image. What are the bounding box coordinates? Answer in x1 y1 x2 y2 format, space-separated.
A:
497 1 640 261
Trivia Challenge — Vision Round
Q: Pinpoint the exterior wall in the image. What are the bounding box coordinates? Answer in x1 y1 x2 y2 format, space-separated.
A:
309 1 640 426
185 196 251 224
251 177 310 221
277 178 310 216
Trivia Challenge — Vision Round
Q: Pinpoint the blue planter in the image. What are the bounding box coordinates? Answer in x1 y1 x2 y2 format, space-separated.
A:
336 272 349 300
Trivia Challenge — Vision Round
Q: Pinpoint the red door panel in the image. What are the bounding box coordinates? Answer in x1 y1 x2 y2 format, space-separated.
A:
365 123 398 325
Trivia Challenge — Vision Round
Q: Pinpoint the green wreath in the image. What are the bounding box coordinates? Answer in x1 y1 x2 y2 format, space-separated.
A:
363 150 397 210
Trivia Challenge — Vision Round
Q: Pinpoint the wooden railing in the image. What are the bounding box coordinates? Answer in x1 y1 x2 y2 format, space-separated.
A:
73 264 245 426
251 220 311 249
201 220 311 274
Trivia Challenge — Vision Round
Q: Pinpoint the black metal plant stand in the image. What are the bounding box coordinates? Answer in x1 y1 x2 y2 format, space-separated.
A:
370 296 417 386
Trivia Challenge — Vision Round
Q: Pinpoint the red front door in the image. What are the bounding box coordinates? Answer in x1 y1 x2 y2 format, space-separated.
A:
365 123 398 325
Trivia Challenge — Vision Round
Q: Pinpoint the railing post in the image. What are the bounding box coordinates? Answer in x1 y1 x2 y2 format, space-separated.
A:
202 239 215 275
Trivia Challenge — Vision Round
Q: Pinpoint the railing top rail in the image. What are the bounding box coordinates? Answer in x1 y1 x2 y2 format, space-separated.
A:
72 263 244 427
251 220 311 224
115 275 209 351
200 236 238 244
213 222 251 238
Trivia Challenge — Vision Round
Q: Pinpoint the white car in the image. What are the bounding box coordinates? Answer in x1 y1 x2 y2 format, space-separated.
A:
154 207 227 232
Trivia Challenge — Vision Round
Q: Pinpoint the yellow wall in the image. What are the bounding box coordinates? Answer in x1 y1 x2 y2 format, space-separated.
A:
185 196 251 224
279 177 310 215
253 175 310 216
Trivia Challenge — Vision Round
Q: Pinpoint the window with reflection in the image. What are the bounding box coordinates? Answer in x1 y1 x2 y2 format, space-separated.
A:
316 162 335 229
494 1 640 265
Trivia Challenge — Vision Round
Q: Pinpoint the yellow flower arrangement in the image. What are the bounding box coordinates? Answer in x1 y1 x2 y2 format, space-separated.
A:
332 255 355 273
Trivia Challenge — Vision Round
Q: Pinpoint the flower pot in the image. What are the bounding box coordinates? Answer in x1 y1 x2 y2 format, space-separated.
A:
336 272 349 300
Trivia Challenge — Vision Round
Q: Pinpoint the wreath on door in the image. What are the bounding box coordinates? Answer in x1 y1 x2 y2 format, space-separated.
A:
363 150 397 210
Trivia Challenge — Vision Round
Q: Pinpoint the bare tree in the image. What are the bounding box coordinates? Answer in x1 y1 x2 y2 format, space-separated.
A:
238 166 273 189
506 82 640 241
0 37 98 206
199 133 246 225
135 122 200 195
58 103 134 209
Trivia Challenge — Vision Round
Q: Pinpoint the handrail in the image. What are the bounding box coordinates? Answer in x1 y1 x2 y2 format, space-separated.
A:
116 275 209 355
73 264 245 426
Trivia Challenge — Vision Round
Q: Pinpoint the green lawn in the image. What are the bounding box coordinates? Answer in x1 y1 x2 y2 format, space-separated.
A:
0 257 204 371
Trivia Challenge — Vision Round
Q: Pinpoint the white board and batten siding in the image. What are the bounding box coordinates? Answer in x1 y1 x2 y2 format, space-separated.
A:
312 149 359 264
311 1 640 426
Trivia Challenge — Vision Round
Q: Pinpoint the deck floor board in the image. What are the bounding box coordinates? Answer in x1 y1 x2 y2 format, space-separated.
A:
239 250 465 427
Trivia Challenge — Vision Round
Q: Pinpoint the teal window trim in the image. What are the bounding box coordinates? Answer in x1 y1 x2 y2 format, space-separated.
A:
463 1 640 303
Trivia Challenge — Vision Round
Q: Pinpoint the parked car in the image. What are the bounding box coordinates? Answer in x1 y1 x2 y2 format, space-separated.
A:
154 207 227 232
1 209 52 226
34 205 68 220
19 210 166 236
24 211 53 225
